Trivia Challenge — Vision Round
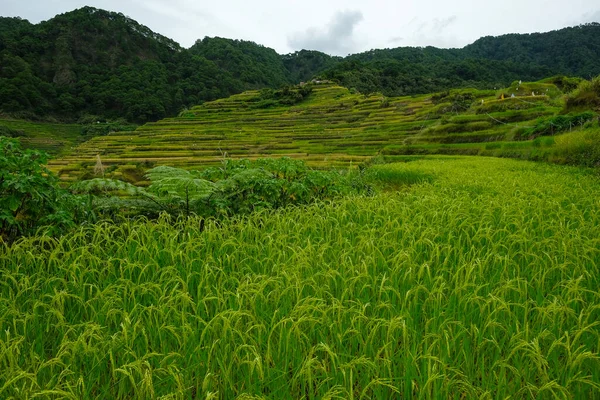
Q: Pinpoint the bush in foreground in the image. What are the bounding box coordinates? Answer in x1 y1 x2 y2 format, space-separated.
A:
72 157 372 219
0 136 83 242
564 76 600 112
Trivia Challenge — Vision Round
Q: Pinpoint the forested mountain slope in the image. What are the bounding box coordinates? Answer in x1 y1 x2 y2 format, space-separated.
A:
324 24 600 96
0 6 598 123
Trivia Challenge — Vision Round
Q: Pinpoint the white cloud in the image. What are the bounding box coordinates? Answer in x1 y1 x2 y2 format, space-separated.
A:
2 0 599 53
287 10 364 56
578 9 600 24
395 15 462 48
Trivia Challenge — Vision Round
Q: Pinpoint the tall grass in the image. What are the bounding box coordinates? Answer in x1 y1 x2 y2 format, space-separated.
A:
564 76 600 112
551 127 600 167
1 157 599 398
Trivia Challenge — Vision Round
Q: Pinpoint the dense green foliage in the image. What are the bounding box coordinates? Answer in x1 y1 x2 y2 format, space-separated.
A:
254 84 314 108
320 25 600 97
463 24 600 78
2 157 599 398
0 8 262 122
1 7 599 122
282 50 342 83
79 120 137 138
324 24 600 97
0 137 81 242
189 37 290 88
564 76 600 112
72 157 370 219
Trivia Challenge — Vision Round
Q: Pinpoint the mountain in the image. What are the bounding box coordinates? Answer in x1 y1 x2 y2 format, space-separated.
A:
0 8 272 122
321 23 600 96
190 37 289 88
464 24 600 78
0 7 599 123
282 50 341 83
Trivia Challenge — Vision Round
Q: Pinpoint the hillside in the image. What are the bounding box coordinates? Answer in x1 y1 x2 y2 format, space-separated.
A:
48 77 600 183
189 37 290 88
0 8 280 122
0 118 83 155
324 23 600 96
0 6 599 123
464 24 600 77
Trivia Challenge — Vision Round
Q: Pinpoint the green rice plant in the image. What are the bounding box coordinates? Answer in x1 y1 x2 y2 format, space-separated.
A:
363 164 434 189
2 157 599 398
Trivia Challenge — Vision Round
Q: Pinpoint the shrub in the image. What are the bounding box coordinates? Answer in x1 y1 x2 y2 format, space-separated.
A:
545 75 582 93
80 121 137 137
564 76 600 112
73 158 371 219
532 136 555 148
432 92 475 113
251 84 314 109
432 121 492 135
0 137 83 242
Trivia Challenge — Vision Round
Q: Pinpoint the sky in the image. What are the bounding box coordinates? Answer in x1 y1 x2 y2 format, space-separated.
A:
1 0 599 56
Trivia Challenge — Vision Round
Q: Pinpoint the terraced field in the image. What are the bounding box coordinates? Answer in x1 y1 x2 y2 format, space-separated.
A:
0 118 83 155
48 81 565 183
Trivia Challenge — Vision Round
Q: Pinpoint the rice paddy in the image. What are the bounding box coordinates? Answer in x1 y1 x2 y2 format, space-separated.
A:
0 118 83 156
2 156 599 398
46 82 567 183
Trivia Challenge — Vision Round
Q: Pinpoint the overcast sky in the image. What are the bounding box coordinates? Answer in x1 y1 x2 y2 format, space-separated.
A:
1 0 599 56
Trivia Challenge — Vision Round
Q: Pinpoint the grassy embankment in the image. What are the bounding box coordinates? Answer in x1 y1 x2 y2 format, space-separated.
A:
2 156 599 398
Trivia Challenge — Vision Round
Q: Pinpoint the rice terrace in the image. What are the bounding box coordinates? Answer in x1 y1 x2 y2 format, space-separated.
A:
1 5 600 399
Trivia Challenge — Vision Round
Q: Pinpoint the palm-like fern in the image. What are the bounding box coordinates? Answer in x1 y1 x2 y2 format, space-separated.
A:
71 158 370 220
146 166 217 217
